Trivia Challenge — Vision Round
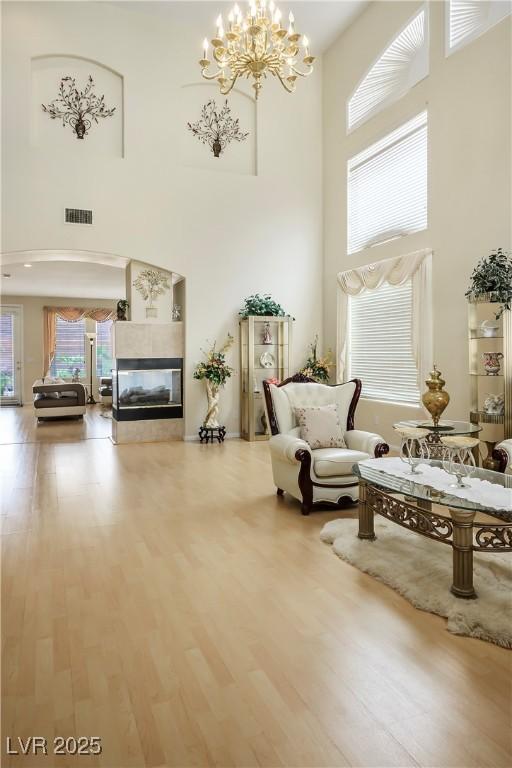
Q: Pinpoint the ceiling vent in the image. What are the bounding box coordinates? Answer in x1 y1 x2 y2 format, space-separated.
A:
65 208 93 225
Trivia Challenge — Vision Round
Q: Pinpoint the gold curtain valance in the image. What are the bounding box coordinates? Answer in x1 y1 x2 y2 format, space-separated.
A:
45 306 116 323
43 306 116 377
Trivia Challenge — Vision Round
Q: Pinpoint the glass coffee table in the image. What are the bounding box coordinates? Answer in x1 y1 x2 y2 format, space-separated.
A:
393 420 482 461
354 459 512 599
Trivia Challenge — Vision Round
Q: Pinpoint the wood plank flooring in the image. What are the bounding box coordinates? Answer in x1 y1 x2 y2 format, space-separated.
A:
0 404 111 445
1 419 511 767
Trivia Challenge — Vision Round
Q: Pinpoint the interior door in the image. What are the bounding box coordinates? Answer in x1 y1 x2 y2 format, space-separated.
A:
0 305 23 405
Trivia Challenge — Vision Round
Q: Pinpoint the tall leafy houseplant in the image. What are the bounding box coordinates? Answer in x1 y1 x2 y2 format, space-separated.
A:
465 248 512 319
194 335 234 427
239 294 288 317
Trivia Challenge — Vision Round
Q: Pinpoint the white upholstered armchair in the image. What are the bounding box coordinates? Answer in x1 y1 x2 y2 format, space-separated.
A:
494 440 512 475
263 375 389 515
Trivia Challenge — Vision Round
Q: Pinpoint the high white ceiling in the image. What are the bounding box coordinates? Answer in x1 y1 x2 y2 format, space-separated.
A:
1 261 126 300
119 1 369 54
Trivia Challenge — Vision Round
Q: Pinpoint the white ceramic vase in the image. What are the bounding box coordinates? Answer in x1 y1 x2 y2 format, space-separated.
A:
204 380 220 428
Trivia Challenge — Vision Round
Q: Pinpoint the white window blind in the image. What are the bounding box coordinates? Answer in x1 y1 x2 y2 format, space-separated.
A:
348 280 420 405
96 319 113 378
447 1 511 55
0 313 14 397
347 111 428 255
51 317 86 379
347 8 428 132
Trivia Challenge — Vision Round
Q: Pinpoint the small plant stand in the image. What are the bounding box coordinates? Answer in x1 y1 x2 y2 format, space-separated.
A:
198 425 226 444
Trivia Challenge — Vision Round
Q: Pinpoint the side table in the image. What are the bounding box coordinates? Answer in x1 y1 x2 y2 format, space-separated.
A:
199 425 226 444
394 420 482 462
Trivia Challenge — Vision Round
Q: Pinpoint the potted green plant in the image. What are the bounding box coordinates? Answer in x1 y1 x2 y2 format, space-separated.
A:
193 335 234 427
465 248 512 319
116 299 129 321
239 294 289 317
299 335 334 382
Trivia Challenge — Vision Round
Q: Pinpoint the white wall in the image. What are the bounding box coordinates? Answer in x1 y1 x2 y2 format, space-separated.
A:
1 1 323 437
323 1 511 446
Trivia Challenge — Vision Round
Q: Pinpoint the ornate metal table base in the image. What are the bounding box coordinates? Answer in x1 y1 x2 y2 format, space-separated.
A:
358 480 512 599
198 425 226 444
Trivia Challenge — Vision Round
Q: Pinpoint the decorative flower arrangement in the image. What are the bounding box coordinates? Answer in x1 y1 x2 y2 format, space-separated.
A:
42 75 116 140
193 335 234 387
194 335 235 428
132 269 171 317
300 335 334 382
465 248 512 319
239 294 288 317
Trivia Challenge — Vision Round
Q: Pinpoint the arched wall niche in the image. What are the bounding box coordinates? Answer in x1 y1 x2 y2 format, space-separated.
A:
179 83 257 176
31 54 124 157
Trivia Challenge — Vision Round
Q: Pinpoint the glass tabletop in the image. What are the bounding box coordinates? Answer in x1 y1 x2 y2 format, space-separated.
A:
353 459 512 517
394 420 482 435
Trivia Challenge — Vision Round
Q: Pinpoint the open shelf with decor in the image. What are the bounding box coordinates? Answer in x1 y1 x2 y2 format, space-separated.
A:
239 315 293 441
467 294 511 468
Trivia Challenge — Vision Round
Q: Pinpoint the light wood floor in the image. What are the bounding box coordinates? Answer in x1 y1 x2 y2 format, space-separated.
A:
1 427 511 767
0 404 112 445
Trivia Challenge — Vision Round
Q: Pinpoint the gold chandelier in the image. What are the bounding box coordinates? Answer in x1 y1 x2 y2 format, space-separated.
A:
199 1 315 100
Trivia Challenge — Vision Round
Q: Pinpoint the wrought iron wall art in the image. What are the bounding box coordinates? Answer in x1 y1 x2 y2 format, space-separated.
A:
42 75 116 139
187 99 248 158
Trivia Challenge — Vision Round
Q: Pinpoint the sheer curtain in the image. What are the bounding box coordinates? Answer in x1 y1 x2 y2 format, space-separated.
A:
337 248 433 390
43 306 116 377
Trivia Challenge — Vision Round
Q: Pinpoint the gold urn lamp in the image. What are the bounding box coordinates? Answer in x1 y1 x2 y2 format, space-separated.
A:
422 365 450 427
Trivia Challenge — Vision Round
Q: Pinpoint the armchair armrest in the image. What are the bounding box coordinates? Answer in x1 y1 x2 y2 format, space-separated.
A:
269 433 311 464
345 429 389 458
493 440 512 473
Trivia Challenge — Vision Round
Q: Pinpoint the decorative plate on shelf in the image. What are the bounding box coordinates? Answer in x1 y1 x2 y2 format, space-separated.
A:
260 351 275 368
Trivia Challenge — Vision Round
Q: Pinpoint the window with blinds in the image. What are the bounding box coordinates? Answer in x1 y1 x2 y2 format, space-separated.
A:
96 319 113 378
447 0 511 55
347 8 428 132
0 313 14 397
347 111 428 255
348 280 420 405
50 317 86 379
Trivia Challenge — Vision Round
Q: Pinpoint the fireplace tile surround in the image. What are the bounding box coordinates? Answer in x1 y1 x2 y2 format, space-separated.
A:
111 322 184 443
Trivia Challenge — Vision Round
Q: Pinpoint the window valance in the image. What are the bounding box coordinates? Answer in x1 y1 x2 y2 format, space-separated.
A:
338 249 430 295
337 249 433 392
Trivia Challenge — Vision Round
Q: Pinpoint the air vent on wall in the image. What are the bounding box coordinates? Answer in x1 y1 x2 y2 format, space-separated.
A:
65 208 93 225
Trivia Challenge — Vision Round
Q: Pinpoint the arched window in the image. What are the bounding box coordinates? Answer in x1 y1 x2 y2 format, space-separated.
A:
347 8 428 132
447 0 511 55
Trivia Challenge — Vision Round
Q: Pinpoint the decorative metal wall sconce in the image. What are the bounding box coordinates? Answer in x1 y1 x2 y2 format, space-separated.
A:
187 99 248 158
42 75 116 140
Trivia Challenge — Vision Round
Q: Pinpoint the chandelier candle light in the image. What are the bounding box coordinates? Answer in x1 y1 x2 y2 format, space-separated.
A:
199 1 315 99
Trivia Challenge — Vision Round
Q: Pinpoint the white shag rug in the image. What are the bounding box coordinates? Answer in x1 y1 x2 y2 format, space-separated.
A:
321 517 512 648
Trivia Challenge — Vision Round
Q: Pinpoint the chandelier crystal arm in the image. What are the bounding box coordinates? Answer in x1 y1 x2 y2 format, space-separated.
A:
276 72 295 94
219 73 240 97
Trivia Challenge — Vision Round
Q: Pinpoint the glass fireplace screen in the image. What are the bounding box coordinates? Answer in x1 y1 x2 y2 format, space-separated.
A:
114 368 182 410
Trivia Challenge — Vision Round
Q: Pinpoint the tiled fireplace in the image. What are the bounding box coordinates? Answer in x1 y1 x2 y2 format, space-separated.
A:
111 322 184 443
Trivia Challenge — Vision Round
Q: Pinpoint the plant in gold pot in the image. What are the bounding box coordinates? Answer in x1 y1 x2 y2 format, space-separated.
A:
193 335 234 428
